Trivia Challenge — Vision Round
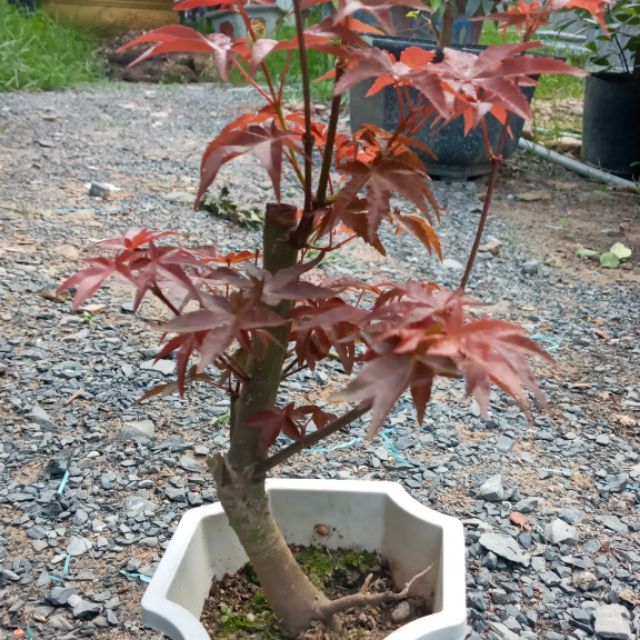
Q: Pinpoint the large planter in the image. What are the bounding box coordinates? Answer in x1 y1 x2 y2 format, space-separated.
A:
349 37 534 180
581 72 640 179
142 479 467 640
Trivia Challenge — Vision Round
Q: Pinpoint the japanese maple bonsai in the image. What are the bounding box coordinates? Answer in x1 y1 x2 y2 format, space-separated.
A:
60 0 584 636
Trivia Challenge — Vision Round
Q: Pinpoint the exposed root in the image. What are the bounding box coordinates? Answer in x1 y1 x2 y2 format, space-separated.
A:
320 563 434 618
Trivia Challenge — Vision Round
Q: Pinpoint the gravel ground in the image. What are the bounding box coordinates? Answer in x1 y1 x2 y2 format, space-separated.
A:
0 83 639 640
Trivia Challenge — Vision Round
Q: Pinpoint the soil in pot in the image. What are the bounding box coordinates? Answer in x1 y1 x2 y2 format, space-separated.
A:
200 546 429 639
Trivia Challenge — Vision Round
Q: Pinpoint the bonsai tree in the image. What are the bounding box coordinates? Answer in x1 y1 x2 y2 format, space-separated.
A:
60 0 588 636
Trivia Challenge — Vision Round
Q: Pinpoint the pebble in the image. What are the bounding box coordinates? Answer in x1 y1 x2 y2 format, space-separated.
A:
594 604 632 640
513 497 543 513
479 474 505 502
544 519 578 545
479 532 530 566
66 536 92 556
390 600 411 623
521 260 540 275
121 419 155 439
47 587 77 606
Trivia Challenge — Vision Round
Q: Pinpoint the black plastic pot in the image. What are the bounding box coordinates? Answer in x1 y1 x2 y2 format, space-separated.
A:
349 36 534 180
582 72 640 179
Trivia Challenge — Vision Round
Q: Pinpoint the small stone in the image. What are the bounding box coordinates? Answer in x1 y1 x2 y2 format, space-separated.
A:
32 605 54 622
479 532 530 566
72 599 102 620
139 536 158 548
106 610 118 625
559 506 583 524
27 525 48 540
601 515 629 534
88 182 120 199
513 497 543 513
121 419 155 440
478 237 501 256
67 536 92 556
496 435 513 452
479 474 505 502
141 358 176 375
573 570 597 591
179 454 204 473
124 495 157 514
194 445 209 456
490 588 509 605
390 600 411 623
48 614 74 631
596 434 610 445
544 519 578 545
73 509 89 526
30 404 54 426
47 587 78 606
45 459 67 479
606 473 628 493
594 604 632 639
521 260 540 276
165 486 186 502
442 258 464 271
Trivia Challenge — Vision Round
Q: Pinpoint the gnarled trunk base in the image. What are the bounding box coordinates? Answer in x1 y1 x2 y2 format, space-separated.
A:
216 474 331 638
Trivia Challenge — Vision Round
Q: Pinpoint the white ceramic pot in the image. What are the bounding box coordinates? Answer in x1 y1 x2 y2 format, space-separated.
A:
142 479 467 640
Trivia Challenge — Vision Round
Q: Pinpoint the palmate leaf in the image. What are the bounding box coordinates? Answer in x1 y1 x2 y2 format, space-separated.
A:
302 0 432 35
336 286 551 436
248 403 337 451
119 25 243 80
411 42 585 131
197 122 301 204
251 34 348 73
59 254 134 309
333 146 439 251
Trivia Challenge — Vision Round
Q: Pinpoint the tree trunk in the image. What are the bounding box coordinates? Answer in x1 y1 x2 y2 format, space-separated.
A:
215 203 332 638
216 474 331 637
438 1 457 48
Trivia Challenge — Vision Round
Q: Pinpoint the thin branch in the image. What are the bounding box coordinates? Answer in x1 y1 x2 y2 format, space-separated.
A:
314 63 344 208
459 120 508 291
321 563 434 617
252 404 370 477
293 0 314 216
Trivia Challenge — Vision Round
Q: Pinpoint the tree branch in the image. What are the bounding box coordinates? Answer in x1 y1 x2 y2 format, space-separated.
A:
251 404 370 478
293 0 314 216
314 64 344 208
459 121 508 291
321 563 434 617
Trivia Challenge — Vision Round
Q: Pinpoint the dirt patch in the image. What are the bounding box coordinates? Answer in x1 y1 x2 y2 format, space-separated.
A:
103 32 218 84
201 546 428 640
492 153 640 286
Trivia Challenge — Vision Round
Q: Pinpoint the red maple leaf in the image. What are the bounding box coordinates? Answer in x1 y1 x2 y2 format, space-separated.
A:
248 403 337 451
336 286 550 435
119 25 243 80
197 122 301 204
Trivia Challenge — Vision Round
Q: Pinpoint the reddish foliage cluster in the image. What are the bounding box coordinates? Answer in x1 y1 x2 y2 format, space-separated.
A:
61 228 549 446
60 0 583 451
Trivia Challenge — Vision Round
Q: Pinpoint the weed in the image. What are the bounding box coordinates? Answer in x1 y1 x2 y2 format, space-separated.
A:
0 1 105 91
201 186 264 229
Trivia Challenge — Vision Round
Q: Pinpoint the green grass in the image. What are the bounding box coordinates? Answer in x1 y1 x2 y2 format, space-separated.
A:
261 22 335 102
0 1 105 91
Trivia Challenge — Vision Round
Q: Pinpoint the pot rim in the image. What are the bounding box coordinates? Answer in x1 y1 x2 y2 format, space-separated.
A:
142 478 467 640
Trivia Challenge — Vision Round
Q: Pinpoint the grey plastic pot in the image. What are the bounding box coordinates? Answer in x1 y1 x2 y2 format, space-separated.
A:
349 37 534 180
142 479 467 640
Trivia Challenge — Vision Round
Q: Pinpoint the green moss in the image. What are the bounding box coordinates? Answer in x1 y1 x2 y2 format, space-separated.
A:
207 547 379 638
